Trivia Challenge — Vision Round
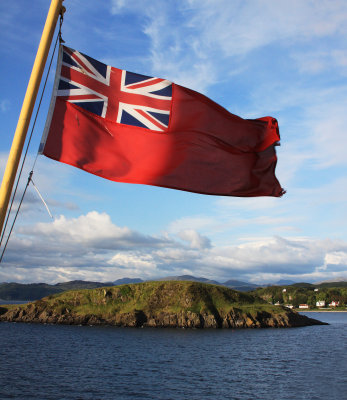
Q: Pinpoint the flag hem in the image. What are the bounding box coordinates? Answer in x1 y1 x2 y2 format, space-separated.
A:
38 44 64 154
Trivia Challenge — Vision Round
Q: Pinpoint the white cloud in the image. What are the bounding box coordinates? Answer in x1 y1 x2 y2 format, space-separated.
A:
110 0 126 14
17 211 170 250
1 210 346 284
130 0 347 90
308 100 347 168
30 212 130 243
324 251 347 267
108 252 156 270
199 236 347 283
177 229 211 249
292 49 347 75
153 248 198 263
186 0 347 55
168 216 217 234
167 200 299 246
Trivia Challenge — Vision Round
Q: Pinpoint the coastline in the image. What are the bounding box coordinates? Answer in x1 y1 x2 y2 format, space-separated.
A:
298 309 347 312
0 281 328 328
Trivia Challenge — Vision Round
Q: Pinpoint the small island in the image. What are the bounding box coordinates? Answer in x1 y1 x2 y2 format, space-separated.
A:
0 281 327 328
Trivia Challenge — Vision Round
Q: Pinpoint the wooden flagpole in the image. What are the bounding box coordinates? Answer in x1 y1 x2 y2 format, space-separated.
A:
0 0 64 237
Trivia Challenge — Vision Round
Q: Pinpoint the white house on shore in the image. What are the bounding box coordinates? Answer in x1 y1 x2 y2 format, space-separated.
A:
329 300 340 307
299 304 309 309
316 300 326 307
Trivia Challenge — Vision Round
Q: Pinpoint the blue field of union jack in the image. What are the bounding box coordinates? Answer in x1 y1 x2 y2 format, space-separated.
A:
56 46 172 132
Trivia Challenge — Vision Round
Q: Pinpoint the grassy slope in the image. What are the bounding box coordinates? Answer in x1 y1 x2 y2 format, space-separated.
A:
6 281 287 319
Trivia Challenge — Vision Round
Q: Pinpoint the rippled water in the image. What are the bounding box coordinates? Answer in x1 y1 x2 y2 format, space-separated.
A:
0 312 346 399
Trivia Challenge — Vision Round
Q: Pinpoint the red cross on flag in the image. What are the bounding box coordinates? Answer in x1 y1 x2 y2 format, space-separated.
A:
40 45 284 197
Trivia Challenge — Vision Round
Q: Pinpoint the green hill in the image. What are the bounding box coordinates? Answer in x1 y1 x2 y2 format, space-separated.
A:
251 284 347 308
0 281 326 328
0 280 112 301
1 278 345 301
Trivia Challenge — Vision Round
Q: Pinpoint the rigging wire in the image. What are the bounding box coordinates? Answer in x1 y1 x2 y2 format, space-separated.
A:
31 178 54 220
0 13 64 263
0 173 33 264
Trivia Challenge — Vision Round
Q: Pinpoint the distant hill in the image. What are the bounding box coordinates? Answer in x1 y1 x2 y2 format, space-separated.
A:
157 275 260 291
0 277 227 301
0 280 111 301
289 282 314 289
315 281 347 288
157 275 220 285
0 281 326 329
223 280 259 292
315 277 347 284
112 278 144 285
274 279 297 286
55 280 114 291
284 281 347 289
1 275 345 301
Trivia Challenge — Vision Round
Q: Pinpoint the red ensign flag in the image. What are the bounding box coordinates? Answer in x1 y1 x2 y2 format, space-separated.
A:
40 46 284 197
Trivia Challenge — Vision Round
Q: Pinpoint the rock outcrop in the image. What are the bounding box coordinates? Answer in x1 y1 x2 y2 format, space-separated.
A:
0 281 326 328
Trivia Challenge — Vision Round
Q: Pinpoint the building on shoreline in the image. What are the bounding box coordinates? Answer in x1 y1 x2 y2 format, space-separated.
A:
316 300 326 307
329 301 340 307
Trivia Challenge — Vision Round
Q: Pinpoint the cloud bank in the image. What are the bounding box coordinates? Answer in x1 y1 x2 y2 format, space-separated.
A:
1 211 346 284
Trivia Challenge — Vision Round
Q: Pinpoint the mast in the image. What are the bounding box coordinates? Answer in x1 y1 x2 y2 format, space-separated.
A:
0 0 65 237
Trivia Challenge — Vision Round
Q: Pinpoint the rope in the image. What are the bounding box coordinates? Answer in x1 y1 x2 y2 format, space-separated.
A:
0 13 64 263
31 179 53 220
58 5 66 44
0 172 32 263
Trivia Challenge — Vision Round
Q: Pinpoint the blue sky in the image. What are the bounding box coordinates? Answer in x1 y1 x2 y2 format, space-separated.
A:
1 0 347 284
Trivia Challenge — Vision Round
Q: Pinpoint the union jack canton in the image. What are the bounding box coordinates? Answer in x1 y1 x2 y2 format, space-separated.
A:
55 46 172 132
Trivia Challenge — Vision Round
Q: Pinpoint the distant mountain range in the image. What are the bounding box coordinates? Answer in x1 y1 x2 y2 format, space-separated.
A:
0 275 346 301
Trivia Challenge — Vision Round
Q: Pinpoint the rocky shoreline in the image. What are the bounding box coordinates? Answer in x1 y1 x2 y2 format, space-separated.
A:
0 281 329 329
0 302 326 329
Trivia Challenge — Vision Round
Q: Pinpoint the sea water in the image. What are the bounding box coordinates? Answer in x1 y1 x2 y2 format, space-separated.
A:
0 312 346 400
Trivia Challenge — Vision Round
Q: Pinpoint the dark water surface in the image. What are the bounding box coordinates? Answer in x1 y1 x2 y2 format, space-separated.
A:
0 312 346 400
